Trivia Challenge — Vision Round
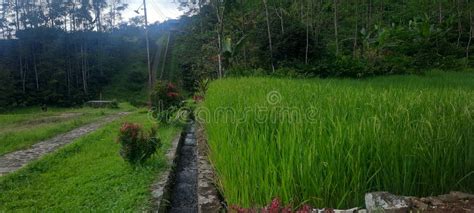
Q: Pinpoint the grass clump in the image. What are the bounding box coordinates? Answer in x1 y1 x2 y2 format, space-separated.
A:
0 112 180 211
201 71 474 208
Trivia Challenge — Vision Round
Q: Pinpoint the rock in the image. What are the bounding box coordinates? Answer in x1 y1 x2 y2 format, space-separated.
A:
428 197 443 206
450 191 474 200
184 138 196 146
410 199 429 210
365 192 410 213
333 207 359 213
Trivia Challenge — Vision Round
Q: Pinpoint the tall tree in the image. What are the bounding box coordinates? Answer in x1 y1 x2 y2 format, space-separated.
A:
263 0 275 72
333 0 339 55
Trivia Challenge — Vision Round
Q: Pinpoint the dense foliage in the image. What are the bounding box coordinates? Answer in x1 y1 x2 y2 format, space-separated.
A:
174 0 473 85
1 0 473 106
0 26 151 108
0 0 182 109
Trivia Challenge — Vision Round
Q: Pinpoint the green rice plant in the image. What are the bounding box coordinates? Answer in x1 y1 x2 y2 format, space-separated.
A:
200 71 474 209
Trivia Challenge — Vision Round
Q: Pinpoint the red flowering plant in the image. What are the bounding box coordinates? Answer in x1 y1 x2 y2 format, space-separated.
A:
117 122 161 165
151 81 183 123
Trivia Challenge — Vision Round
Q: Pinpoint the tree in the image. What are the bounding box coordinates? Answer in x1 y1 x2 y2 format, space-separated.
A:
262 0 275 73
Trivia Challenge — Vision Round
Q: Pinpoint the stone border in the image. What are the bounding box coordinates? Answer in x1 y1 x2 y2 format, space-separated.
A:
149 130 184 212
196 122 224 212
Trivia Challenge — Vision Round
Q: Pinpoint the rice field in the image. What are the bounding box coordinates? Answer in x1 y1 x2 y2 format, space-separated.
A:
200 71 474 208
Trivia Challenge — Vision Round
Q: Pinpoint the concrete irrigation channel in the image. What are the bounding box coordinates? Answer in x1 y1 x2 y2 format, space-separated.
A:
150 119 223 212
169 120 198 212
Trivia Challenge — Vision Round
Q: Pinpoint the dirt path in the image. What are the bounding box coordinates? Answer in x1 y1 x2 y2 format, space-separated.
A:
0 112 129 176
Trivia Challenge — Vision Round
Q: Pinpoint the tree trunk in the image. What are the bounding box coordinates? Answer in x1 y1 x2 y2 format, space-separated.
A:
263 0 275 73
67 54 71 96
315 0 322 45
305 20 309 64
367 0 372 29
275 8 285 34
241 10 248 67
19 55 25 93
81 44 88 94
353 0 359 57
214 1 224 78
457 0 463 47
305 1 310 65
438 0 443 24
160 32 171 80
33 51 39 90
379 0 384 25
467 10 472 59
334 0 339 55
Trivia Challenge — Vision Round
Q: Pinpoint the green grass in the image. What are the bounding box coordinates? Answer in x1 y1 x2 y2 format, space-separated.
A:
0 103 136 156
0 112 180 211
102 62 149 105
201 70 474 208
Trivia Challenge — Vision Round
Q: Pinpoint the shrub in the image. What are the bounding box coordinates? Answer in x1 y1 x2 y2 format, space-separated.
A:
151 81 183 123
151 81 182 111
227 67 267 77
273 67 299 78
117 122 161 165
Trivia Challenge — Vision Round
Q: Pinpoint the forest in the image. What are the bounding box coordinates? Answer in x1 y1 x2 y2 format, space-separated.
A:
0 0 473 109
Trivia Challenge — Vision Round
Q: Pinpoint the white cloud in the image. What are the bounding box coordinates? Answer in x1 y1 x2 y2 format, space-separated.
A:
122 0 184 23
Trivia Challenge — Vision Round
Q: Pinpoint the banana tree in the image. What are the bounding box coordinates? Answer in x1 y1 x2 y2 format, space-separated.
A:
222 35 247 71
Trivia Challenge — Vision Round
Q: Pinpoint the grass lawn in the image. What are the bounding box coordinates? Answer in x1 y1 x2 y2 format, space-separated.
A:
0 112 181 211
0 103 135 156
201 70 474 208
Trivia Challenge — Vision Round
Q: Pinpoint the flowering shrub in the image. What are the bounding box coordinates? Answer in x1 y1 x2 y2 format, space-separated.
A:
230 198 313 213
151 81 182 123
151 82 182 110
117 122 161 165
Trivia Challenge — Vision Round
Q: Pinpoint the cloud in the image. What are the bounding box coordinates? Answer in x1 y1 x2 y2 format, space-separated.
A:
122 0 184 23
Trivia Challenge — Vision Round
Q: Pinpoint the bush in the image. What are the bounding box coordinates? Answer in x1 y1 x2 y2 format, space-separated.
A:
151 81 182 111
226 67 267 77
117 123 161 165
273 67 299 78
150 81 183 123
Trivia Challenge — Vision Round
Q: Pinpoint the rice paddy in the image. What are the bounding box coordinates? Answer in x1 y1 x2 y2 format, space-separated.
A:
200 71 474 208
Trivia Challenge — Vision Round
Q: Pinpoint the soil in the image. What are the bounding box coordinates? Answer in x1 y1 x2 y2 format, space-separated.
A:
408 192 474 212
0 112 129 176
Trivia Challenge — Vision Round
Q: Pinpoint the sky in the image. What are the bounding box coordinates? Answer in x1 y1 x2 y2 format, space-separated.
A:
121 0 185 24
